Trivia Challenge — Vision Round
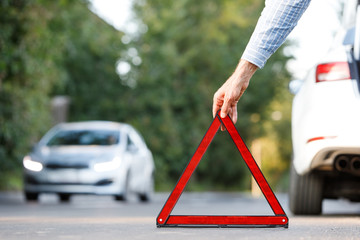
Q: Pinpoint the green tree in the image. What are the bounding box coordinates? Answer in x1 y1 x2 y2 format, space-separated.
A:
51 2 128 121
128 0 292 190
0 0 126 189
0 0 293 192
0 0 58 188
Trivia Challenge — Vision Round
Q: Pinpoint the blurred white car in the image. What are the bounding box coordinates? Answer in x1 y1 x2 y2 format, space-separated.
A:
23 121 155 202
289 0 360 215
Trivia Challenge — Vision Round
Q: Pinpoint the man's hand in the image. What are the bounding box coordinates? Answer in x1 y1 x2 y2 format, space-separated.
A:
212 59 258 130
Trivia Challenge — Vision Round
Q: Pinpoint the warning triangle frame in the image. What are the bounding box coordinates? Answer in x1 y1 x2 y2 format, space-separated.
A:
156 112 288 228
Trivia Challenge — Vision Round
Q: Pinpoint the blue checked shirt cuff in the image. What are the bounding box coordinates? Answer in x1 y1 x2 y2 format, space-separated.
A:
241 0 311 69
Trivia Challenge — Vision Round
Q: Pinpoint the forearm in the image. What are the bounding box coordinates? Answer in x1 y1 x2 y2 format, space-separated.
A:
212 0 311 124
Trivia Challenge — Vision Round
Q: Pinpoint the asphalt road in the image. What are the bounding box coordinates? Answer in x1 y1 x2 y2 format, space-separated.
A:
0 191 359 240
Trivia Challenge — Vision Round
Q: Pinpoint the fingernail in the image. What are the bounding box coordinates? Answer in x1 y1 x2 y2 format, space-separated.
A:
220 112 226 118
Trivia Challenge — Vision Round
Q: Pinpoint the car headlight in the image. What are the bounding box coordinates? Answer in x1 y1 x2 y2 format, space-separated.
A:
94 156 121 172
23 155 43 172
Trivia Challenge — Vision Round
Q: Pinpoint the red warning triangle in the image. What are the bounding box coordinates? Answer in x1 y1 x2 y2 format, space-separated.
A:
156 112 288 228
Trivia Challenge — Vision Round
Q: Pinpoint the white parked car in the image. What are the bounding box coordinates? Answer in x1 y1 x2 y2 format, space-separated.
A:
23 121 155 202
289 0 360 215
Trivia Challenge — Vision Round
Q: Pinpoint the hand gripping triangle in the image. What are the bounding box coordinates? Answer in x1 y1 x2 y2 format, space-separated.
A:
156 112 289 228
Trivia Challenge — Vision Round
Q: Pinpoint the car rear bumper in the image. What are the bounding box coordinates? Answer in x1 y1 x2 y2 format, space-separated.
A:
295 135 360 174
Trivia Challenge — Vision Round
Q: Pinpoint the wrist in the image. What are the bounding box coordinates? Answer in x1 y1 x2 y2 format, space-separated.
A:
230 59 258 86
236 59 258 76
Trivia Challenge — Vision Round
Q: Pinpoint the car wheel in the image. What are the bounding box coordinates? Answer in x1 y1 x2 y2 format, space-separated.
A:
289 162 323 215
138 194 149 202
25 192 39 202
114 173 129 202
114 194 126 201
58 193 71 203
138 174 154 202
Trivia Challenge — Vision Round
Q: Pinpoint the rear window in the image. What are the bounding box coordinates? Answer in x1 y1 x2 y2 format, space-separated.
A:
47 130 120 146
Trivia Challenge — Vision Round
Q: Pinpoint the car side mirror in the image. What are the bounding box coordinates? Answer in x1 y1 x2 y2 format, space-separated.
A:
289 79 303 95
31 143 38 152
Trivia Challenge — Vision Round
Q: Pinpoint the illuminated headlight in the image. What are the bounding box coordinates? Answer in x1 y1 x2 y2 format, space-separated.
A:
94 156 121 172
23 155 43 172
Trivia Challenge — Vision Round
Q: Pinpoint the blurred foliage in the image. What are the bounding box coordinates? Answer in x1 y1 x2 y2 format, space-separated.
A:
0 0 126 189
51 3 126 121
127 0 293 190
0 0 293 191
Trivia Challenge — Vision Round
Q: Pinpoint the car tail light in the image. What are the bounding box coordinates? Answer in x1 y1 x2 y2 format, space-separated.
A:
306 136 337 144
315 62 350 83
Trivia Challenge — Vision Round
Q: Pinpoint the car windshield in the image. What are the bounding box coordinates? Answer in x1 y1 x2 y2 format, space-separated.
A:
46 130 120 146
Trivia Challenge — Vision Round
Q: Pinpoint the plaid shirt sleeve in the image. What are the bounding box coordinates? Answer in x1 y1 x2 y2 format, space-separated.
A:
241 0 312 68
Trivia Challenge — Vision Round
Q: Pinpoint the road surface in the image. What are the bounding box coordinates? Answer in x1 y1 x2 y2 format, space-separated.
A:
0 191 359 239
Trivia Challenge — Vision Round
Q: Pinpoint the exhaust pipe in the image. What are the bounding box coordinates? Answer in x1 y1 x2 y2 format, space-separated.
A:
334 155 360 176
334 155 350 172
350 156 360 175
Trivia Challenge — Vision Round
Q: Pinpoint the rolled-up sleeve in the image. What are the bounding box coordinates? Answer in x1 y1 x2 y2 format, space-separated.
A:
242 0 311 68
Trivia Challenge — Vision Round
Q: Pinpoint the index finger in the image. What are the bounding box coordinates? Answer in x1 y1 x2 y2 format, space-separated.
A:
212 96 223 118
